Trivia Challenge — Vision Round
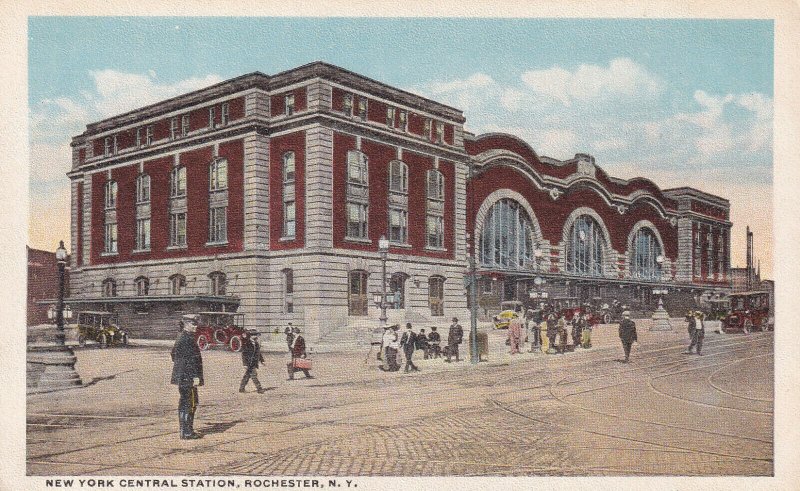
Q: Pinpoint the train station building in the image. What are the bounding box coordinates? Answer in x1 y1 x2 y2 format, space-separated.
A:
65 62 733 342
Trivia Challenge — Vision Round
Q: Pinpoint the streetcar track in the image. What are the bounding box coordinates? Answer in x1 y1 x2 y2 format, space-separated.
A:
706 358 774 402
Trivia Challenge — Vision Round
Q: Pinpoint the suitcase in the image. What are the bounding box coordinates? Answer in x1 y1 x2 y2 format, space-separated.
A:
292 358 312 370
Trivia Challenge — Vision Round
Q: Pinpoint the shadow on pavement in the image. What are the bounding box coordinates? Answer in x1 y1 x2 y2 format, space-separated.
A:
83 369 137 387
201 420 243 436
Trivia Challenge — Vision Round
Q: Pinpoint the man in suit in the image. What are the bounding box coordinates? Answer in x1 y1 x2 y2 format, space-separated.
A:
239 330 266 393
687 311 706 355
400 323 420 372
171 317 204 439
618 311 638 363
287 326 313 380
446 317 463 363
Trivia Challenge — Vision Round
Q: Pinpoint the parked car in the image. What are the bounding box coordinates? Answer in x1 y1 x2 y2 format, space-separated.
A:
722 291 772 333
75 311 129 348
186 312 246 351
493 301 525 329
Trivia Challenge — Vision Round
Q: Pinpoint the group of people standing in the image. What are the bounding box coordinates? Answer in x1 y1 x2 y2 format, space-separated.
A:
507 309 597 356
379 317 464 372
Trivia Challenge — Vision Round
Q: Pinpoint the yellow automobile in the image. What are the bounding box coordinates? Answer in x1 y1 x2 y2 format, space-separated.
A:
493 301 525 329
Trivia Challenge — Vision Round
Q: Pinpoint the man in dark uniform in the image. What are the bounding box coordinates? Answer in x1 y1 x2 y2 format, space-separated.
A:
171 317 204 439
428 326 442 358
618 311 638 363
446 317 463 362
400 323 420 372
239 330 266 393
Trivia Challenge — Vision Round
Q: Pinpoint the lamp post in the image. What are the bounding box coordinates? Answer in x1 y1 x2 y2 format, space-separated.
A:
27 240 82 393
378 235 389 327
468 251 479 364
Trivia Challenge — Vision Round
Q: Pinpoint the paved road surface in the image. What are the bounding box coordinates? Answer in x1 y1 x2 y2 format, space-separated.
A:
27 329 773 476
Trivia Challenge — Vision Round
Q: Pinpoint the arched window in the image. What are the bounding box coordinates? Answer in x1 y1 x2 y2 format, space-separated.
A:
479 198 535 270
388 160 408 244
169 274 186 295
428 276 445 316
566 215 606 277
348 270 368 316
389 272 408 309
170 165 186 197
102 278 117 297
346 151 369 239
209 272 226 296
631 227 663 280
425 170 445 248
135 276 150 296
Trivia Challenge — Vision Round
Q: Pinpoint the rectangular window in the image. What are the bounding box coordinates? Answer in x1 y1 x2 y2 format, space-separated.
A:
435 121 445 143
170 212 187 247
135 218 151 250
426 215 444 248
386 107 395 127
424 119 432 140
209 206 227 243
170 117 178 140
209 159 228 191
346 203 368 239
181 115 190 136
343 93 353 116
113 135 118 154
283 201 296 238
104 222 118 253
103 137 111 157
357 98 367 120
145 125 153 146
389 208 408 244
208 107 216 128
105 181 117 209
136 174 151 204
136 128 142 148
171 166 186 197
221 103 230 125
285 94 295 116
398 110 407 132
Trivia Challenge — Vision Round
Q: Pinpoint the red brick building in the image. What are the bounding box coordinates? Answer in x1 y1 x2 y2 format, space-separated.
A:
65 62 732 341
27 247 69 326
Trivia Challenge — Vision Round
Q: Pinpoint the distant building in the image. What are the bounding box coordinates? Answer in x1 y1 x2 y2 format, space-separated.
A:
27 247 69 326
65 62 732 342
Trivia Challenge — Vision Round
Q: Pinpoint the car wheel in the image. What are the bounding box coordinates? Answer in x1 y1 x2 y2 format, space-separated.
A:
99 333 108 348
214 329 229 344
603 313 611 324
78 334 86 347
229 335 242 352
197 334 210 351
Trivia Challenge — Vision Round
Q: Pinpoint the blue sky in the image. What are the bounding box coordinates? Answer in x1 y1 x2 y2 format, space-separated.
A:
27 17 774 275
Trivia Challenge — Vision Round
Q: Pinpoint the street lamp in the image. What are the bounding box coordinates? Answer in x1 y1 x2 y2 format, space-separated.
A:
55 240 68 345
378 235 389 327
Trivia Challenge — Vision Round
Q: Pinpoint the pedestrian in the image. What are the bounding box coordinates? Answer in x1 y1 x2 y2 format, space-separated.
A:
508 315 522 354
171 318 204 439
545 313 558 354
618 311 638 363
387 324 401 370
446 317 464 362
400 323 420 372
381 325 397 371
239 330 266 393
571 314 583 349
556 315 568 354
687 311 706 355
581 314 593 349
685 311 697 353
428 326 442 359
287 327 314 380
417 328 430 359
528 309 542 352
284 323 295 351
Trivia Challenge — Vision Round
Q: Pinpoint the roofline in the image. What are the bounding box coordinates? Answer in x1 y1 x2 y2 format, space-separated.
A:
662 186 730 205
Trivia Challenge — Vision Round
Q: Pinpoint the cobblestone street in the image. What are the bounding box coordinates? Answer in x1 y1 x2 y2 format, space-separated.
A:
27 326 773 477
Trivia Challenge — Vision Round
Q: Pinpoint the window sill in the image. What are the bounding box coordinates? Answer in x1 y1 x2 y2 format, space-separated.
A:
424 246 448 253
205 241 229 247
131 249 151 254
389 242 412 249
344 236 372 245
166 245 188 251
279 236 296 242
100 252 118 257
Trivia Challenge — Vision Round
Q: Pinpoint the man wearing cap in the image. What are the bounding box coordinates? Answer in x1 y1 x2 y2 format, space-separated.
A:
239 330 266 393
171 317 204 439
400 323 420 372
446 317 463 363
618 311 638 363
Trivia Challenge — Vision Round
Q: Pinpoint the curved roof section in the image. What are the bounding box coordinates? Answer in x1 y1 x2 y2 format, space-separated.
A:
465 132 678 211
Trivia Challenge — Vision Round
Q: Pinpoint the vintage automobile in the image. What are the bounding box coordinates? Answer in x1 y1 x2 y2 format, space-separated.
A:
187 312 247 351
493 301 525 329
75 311 129 348
722 291 772 333
547 297 605 326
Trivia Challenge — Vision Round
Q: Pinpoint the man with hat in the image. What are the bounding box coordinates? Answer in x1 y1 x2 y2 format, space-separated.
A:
428 326 442 358
400 323 420 372
618 311 638 363
171 316 204 439
239 329 266 393
446 317 463 363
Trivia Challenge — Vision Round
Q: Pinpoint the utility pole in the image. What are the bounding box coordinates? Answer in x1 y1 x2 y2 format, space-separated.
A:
469 161 479 364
